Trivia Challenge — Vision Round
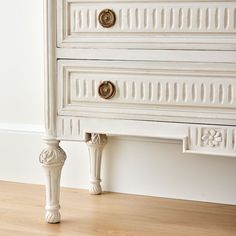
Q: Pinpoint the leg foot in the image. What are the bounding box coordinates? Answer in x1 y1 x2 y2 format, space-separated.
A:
39 139 67 223
89 180 102 195
86 134 107 195
45 210 61 224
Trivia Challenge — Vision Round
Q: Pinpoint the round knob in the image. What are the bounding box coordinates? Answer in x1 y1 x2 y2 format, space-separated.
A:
98 81 116 99
98 9 116 28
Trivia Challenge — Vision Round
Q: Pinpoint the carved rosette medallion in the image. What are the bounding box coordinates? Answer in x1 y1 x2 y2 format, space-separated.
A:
39 146 67 165
201 129 222 147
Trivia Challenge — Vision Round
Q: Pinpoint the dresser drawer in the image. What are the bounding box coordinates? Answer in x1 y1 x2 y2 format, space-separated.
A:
57 0 236 50
58 60 236 125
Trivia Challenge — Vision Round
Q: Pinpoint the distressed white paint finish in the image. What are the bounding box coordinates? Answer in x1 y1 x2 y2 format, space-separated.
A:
42 0 236 224
59 60 236 107
57 0 236 49
57 60 236 126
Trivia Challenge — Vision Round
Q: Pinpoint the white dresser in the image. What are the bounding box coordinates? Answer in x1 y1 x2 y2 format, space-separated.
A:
39 0 236 223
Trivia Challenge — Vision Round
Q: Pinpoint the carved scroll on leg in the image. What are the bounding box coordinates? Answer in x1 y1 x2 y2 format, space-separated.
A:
86 134 107 195
39 139 67 223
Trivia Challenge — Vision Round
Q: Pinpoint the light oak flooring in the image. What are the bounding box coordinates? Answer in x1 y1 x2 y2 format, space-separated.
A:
0 181 235 236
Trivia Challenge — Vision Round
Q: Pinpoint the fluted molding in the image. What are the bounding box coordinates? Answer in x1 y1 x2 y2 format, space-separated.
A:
57 0 236 49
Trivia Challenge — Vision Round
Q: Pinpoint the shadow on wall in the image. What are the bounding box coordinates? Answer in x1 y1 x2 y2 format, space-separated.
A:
101 136 236 204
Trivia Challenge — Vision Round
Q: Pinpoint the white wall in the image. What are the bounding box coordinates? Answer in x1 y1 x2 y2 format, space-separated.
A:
0 0 236 205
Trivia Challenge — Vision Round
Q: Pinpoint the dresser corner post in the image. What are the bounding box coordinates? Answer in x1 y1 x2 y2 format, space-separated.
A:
86 133 108 195
39 138 67 223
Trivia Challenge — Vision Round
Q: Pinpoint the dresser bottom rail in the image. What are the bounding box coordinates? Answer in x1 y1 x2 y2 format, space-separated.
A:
56 116 236 158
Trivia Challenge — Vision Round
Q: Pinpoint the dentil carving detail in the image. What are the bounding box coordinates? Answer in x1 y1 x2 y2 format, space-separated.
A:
201 129 222 147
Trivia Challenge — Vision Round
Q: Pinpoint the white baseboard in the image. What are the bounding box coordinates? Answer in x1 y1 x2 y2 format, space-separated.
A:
0 122 44 135
0 122 180 144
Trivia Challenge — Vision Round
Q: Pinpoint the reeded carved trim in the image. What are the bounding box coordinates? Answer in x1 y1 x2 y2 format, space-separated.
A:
57 116 82 140
60 62 236 110
44 0 57 137
57 0 236 49
72 78 236 107
68 2 236 33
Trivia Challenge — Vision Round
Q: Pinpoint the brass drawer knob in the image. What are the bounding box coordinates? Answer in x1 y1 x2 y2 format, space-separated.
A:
98 9 116 28
98 81 116 99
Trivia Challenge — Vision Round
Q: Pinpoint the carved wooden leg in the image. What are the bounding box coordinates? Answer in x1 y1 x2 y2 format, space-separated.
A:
39 139 67 223
86 134 107 195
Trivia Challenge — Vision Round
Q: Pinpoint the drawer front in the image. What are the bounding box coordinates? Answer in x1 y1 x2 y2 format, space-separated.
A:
57 0 236 49
58 60 236 125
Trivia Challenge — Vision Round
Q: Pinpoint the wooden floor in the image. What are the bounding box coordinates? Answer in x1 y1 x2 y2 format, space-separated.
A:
0 181 235 236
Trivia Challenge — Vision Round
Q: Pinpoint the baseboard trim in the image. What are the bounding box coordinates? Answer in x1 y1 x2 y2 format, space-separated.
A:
0 122 44 135
0 122 180 144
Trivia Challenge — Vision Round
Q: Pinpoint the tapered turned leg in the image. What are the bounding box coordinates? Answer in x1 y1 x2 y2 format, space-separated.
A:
39 139 67 223
86 133 107 195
